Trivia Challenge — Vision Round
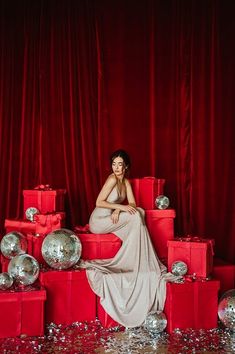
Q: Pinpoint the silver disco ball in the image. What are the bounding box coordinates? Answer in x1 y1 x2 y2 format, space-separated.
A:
155 195 170 210
25 207 40 222
171 261 188 276
8 254 39 286
0 231 27 259
218 289 235 330
41 228 82 270
0 272 14 290
144 312 167 334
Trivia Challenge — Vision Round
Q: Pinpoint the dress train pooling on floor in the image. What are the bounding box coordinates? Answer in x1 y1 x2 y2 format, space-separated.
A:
81 186 177 328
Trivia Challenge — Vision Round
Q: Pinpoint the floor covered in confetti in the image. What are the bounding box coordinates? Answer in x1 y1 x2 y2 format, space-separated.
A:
0 320 234 353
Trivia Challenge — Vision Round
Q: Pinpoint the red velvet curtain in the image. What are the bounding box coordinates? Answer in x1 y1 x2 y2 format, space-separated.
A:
0 0 234 262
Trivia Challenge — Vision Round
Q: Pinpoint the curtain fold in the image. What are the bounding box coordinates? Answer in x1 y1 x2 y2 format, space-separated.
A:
0 0 234 262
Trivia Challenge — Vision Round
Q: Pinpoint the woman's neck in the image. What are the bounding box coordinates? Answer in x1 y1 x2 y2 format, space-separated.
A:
114 174 125 183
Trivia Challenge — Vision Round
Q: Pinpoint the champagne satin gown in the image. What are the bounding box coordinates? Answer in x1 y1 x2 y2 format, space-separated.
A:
81 185 177 327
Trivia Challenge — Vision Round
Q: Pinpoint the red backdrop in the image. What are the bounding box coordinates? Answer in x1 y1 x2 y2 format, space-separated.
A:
0 0 234 262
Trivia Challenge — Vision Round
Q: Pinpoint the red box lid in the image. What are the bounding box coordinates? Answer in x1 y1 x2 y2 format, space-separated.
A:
39 269 87 282
0 289 46 302
77 233 121 242
167 238 214 249
23 189 66 196
142 176 165 183
167 279 220 292
145 209 176 218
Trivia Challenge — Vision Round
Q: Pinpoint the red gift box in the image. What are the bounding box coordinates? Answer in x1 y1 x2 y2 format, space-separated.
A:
164 280 220 333
4 219 35 235
130 177 165 209
39 269 96 325
76 233 122 260
0 254 10 272
4 212 65 236
23 188 66 215
145 209 176 262
0 287 46 338
167 237 214 277
212 258 235 295
97 298 120 328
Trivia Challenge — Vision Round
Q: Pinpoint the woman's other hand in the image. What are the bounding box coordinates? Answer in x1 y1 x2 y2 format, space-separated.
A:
111 209 120 223
120 204 137 214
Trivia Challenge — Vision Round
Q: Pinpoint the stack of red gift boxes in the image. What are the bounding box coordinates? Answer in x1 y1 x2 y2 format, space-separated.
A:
0 185 68 338
0 179 234 339
1 186 67 271
165 237 219 333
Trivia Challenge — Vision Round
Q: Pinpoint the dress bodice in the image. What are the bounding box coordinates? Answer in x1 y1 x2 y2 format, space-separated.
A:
106 185 126 204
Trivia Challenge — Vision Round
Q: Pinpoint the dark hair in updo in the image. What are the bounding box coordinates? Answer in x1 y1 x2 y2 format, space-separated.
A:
110 149 131 170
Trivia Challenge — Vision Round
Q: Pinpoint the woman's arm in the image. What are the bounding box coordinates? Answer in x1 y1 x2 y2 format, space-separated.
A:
96 175 136 214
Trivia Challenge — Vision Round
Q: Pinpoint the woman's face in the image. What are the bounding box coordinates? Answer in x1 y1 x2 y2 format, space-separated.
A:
112 156 126 178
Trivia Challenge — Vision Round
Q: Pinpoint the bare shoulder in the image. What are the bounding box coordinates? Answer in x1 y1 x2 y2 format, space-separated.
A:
104 174 117 186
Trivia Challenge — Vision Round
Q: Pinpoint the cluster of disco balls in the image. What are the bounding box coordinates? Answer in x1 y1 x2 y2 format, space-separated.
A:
0 228 82 290
0 231 39 289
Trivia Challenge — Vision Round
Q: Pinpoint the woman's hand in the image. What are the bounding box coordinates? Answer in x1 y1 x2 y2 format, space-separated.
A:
111 209 120 224
119 204 137 214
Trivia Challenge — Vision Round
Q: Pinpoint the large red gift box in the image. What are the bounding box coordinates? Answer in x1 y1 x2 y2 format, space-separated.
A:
23 188 66 215
4 212 65 235
76 233 122 260
164 280 220 333
0 287 46 338
130 177 165 210
145 209 175 262
167 237 214 277
39 269 96 325
212 258 235 295
97 298 120 328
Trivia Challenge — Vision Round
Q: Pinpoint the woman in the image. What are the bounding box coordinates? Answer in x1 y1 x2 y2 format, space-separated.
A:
81 149 178 327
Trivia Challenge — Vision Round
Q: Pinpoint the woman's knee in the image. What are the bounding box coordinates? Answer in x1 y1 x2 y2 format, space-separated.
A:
129 209 143 223
137 207 145 218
